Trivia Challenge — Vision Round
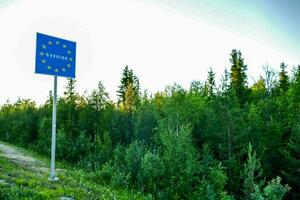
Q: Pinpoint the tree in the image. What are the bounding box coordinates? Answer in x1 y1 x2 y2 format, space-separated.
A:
242 143 263 198
229 49 248 105
250 76 266 100
263 65 276 96
250 177 290 200
64 78 77 102
204 67 216 97
134 101 159 143
122 83 138 112
158 125 200 199
278 62 289 92
88 81 110 111
61 78 79 139
117 66 140 108
220 68 230 95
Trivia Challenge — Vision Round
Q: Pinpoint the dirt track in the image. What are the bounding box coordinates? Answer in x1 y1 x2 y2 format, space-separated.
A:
0 142 48 173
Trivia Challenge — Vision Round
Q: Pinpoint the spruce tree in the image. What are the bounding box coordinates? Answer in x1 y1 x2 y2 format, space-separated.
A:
63 78 78 139
242 143 263 198
64 78 77 102
205 67 216 97
279 62 289 92
229 49 248 105
117 66 140 109
89 81 110 111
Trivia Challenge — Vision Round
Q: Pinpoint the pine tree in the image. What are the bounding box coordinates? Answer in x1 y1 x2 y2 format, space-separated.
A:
89 81 110 111
229 49 248 105
117 66 140 109
123 83 137 112
242 143 263 198
205 67 216 97
220 68 230 95
279 62 289 92
45 90 53 107
64 78 77 103
63 78 78 139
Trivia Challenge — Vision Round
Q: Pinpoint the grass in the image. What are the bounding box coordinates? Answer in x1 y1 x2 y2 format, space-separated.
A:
0 144 152 200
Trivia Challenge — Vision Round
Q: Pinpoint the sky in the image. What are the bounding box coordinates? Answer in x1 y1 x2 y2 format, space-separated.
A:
0 0 299 105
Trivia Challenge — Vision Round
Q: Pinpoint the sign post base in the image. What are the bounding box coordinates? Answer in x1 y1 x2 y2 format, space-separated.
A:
48 176 59 182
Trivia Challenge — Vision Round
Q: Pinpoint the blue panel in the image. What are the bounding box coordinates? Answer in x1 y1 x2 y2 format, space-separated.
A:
35 33 76 78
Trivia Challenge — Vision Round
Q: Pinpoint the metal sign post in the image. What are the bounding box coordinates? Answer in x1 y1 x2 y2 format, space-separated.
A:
35 32 76 181
49 75 58 181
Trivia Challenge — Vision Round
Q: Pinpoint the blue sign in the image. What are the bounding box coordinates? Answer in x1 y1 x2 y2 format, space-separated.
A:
35 33 76 78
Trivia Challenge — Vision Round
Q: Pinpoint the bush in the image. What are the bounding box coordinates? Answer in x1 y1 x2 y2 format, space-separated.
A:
138 150 164 194
250 177 290 200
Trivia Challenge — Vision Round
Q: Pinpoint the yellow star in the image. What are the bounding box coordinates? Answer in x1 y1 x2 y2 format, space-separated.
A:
47 66 51 70
42 45 46 49
48 41 52 45
41 59 46 63
67 64 71 68
56 41 59 45
63 44 67 48
55 68 59 73
68 50 71 54
69 57 72 62
40 52 44 56
62 68 66 72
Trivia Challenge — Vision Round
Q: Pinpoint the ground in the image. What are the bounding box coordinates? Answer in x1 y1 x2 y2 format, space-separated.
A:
0 141 151 200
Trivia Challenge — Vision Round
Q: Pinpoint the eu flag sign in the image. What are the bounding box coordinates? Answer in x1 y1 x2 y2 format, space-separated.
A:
35 32 77 182
35 33 76 78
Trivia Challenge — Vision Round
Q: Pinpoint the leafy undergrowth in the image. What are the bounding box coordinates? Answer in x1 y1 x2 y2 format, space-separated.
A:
0 154 151 200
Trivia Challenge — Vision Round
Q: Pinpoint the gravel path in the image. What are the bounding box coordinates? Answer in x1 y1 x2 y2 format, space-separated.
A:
0 142 48 173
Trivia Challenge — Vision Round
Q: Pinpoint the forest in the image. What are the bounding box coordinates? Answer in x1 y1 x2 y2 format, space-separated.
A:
0 49 299 200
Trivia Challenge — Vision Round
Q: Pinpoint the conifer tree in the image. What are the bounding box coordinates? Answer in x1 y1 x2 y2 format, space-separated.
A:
123 83 137 112
229 49 248 105
242 143 263 198
64 78 77 103
205 67 216 97
63 78 78 139
89 81 110 111
279 62 289 92
220 68 230 95
117 66 140 109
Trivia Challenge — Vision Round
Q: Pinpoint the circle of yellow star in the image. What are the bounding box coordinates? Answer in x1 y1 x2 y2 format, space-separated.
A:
62 68 66 72
56 41 59 45
67 64 71 68
55 69 59 73
40 52 44 56
48 41 52 45
47 66 51 70
68 50 71 54
63 44 67 48
42 45 46 49
41 59 46 63
69 58 72 62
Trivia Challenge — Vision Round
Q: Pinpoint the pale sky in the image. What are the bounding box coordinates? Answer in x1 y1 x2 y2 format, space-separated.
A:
0 0 299 104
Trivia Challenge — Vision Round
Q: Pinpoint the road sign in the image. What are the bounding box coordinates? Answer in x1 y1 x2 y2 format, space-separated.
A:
35 33 76 181
35 32 76 78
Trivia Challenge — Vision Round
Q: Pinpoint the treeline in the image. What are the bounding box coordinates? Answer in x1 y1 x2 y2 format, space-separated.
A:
0 49 299 199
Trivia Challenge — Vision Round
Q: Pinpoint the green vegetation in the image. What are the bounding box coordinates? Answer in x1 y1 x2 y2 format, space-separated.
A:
0 50 299 199
0 145 150 200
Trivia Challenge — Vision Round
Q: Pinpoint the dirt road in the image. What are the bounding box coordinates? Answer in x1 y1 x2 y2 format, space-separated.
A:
0 142 48 173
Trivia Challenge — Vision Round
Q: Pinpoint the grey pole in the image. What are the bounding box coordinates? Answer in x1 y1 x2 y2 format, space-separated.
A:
49 75 59 181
